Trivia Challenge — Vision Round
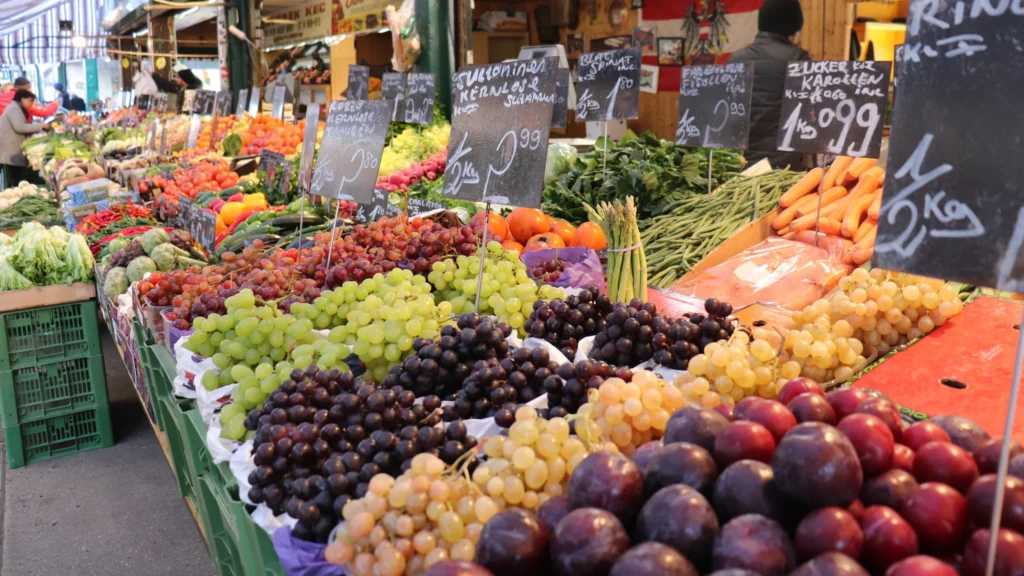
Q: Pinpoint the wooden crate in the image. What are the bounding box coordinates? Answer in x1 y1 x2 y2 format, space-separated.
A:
0 283 96 314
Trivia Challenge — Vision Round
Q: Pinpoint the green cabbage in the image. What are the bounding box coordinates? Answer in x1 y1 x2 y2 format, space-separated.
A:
126 256 157 283
140 228 169 254
104 267 128 297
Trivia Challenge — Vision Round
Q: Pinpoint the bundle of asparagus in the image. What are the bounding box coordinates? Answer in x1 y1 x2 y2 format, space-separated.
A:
585 196 647 303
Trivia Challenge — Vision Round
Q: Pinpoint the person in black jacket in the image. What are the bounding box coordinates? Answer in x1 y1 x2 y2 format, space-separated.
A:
729 0 811 170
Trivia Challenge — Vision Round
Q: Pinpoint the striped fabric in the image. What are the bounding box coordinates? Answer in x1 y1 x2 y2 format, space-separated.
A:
641 0 764 93
0 0 105 66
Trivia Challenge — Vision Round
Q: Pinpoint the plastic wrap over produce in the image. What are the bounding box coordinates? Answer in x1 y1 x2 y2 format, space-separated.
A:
669 237 852 311
521 246 606 294
273 527 345 576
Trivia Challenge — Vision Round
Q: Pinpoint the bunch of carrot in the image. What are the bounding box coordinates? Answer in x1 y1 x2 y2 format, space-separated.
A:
771 156 883 265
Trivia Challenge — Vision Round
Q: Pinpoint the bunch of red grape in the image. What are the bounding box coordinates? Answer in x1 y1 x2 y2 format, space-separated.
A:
526 287 612 358
529 258 570 283
441 347 558 424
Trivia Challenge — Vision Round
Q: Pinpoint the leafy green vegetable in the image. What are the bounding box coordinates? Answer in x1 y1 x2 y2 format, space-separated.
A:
104 267 128 297
140 228 170 254
64 235 95 283
223 134 243 157
126 256 157 283
545 143 577 186
3 222 94 288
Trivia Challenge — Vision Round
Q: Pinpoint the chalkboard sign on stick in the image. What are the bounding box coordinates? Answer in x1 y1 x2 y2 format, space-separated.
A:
444 57 559 207
407 197 446 217
193 90 216 115
777 60 891 158
298 104 321 193
186 114 202 151
347 66 369 101
676 63 754 150
248 87 261 116
575 48 641 122
236 89 249 116
309 99 392 205
404 73 436 125
356 189 402 223
215 90 232 117
178 196 217 254
271 86 287 120
873 8 1024 291
553 69 570 129
382 73 406 121
260 150 287 187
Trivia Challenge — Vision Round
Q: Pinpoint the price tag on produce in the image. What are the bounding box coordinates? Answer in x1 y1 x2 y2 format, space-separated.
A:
309 99 392 204
407 197 445 217
149 120 159 152
186 114 202 151
873 7 1023 290
347 66 369 101
382 72 406 121
676 63 754 150
260 150 287 186
777 60 891 158
214 90 232 117
298 103 321 193
236 89 249 117
194 90 215 116
356 188 402 223
278 162 292 198
249 87 261 117
574 48 641 122
271 85 287 120
444 58 559 206
178 195 217 254
552 69 571 129
404 73 436 125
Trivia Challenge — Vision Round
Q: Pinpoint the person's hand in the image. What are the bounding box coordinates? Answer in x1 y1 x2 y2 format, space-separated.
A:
42 123 53 131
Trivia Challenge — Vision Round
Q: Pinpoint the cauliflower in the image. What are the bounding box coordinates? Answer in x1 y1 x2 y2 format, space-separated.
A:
103 267 129 297
140 228 170 255
150 243 191 271
126 256 157 283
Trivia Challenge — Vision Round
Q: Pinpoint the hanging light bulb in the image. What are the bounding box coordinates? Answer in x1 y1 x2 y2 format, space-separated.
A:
71 35 88 48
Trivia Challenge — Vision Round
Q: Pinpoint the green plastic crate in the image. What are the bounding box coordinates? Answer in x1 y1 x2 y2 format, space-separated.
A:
196 475 246 576
183 409 217 488
0 300 102 371
161 395 194 499
145 344 174 400
252 522 287 576
0 354 108 427
3 405 113 469
210 475 265 576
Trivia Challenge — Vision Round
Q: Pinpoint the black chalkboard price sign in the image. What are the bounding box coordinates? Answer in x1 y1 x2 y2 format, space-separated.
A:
404 73 436 125
215 90 232 117
873 7 1024 291
236 89 249 116
181 90 196 114
260 150 287 187
248 87 261 117
408 197 445 217
445 58 559 207
298 104 320 193
309 99 392 205
178 196 217 254
347 66 369 101
575 48 641 122
194 90 216 115
676 63 754 150
553 69 570 129
356 189 402 224
777 60 891 158
382 73 406 121
271 86 287 120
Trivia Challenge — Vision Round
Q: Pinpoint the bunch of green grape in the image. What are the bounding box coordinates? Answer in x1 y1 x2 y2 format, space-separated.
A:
292 269 453 382
427 242 565 335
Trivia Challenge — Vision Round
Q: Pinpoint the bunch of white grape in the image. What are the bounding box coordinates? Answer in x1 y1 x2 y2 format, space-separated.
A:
428 242 565 335
675 329 787 409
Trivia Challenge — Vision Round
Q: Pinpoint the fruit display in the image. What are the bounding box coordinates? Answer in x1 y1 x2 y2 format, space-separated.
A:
586 197 646 303
235 114 307 156
526 286 612 359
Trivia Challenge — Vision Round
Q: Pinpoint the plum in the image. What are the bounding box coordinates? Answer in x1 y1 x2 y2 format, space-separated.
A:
1011 454 1024 480
714 421 776 467
631 440 663 473
838 413 895 477
794 507 864 561
423 560 495 576
884 555 958 576
789 552 869 576
900 482 968 551
664 406 729 453
712 514 796 576
733 397 767 421
847 499 865 520
892 444 915 472
861 469 919 511
789 393 838 425
772 422 863 509
929 415 991 453
475 509 550 576
777 377 826 406
636 485 719 569
713 460 794 525
860 388 894 402
643 442 717 497
537 495 570 534
713 403 735 421
743 400 798 444
608 542 698 576
914 441 979 492
854 397 904 442
827 388 869 421
567 451 644 526
975 438 1024 475
902 421 951 451
707 571 760 576
552 508 630 576
859 505 918 572
966 474 1024 533
960 528 1024 576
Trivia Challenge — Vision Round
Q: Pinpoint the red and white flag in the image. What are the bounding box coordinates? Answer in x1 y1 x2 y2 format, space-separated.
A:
641 0 764 92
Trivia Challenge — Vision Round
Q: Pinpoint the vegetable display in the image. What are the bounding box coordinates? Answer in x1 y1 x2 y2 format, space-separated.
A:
586 197 647 303
0 223 94 290
0 195 62 230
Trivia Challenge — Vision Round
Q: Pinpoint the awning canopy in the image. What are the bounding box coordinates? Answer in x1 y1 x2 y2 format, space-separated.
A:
0 0 106 66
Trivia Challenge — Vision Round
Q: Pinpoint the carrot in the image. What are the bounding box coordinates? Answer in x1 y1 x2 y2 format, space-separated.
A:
868 194 882 221
821 156 852 192
790 212 841 235
773 192 824 229
779 168 823 208
778 226 791 236
813 186 848 214
821 194 855 220
846 158 878 181
854 220 876 243
851 247 874 265
845 172 881 207
836 168 852 187
817 217 843 236
875 169 886 188
854 226 877 250
782 231 796 239
858 166 884 187
842 194 876 238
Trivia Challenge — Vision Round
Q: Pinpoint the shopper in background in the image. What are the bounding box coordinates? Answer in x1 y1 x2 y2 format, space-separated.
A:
53 82 70 105
729 0 811 170
0 89 49 188
172 63 203 91
0 83 11 93
0 77 59 119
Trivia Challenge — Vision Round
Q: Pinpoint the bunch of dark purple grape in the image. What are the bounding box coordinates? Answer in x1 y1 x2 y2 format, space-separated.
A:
538 359 630 419
441 347 559 425
381 313 513 399
588 297 735 369
242 365 477 542
526 286 613 358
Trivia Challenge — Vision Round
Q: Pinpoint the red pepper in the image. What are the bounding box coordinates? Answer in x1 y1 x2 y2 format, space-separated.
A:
224 210 255 235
